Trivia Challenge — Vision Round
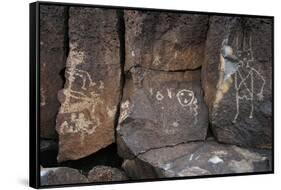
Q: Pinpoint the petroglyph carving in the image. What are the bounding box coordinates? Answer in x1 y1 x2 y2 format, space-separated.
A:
119 100 131 123
167 89 172 99
176 89 194 107
220 36 265 123
156 91 164 101
151 88 199 124
59 45 105 136
59 112 99 135
152 55 161 65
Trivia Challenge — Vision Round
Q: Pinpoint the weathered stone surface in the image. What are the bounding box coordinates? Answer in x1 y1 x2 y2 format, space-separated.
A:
122 140 271 179
40 5 67 138
40 167 88 186
125 10 209 71
202 16 273 148
117 67 208 159
88 166 128 182
56 7 121 162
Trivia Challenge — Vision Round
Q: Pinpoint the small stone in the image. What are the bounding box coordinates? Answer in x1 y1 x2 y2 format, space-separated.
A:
88 166 128 182
40 167 88 186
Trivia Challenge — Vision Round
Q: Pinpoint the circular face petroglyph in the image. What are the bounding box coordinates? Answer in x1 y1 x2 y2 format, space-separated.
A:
176 89 194 107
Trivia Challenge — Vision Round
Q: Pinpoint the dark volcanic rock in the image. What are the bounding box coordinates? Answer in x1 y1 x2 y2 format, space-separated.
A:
56 7 121 162
40 167 88 186
124 10 209 71
117 67 208 159
40 5 67 138
88 166 128 182
202 16 273 148
122 140 271 179
40 139 58 152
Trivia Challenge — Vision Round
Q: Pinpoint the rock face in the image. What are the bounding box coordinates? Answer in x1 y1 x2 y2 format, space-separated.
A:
56 7 121 162
117 67 208 159
122 140 271 179
40 167 88 186
38 5 273 184
124 10 209 71
40 5 67 138
202 16 273 148
88 166 128 182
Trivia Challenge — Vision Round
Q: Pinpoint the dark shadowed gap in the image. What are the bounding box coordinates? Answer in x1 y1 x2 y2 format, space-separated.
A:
58 6 70 87
40 143 124 176
206 123 216 139
114 9 126 138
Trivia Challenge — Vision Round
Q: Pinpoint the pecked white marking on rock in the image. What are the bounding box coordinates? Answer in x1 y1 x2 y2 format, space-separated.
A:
208 155 224 164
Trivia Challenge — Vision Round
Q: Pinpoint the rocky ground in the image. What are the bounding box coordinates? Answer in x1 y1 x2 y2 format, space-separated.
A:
39 5 273 186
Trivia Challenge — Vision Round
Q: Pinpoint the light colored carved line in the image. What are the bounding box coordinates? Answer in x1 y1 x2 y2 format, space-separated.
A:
176 89 194 107
74 68 96 87
232 39 266 122
152 55 161 66
156 91 164 101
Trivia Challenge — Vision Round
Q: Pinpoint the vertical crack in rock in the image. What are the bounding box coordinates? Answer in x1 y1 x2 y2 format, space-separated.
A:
58 6 69 101
64 6 70 60
114 10 126 139
40 5 68 139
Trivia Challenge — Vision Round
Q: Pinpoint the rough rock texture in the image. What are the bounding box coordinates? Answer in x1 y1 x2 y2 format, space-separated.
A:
56 7 121 162
122 140 271 179
88 166 128 182
202 16 273 148
117 67 208 159
40 167 88 186
124 10 209 71
40 5 67 138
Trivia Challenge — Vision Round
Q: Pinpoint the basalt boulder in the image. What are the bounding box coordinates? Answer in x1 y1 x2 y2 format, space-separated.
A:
122 140 271 179
40 5 67 138
117 67 208 159
124 10 209 71
202 16 273 149
56 7 122 162
40 167 88 186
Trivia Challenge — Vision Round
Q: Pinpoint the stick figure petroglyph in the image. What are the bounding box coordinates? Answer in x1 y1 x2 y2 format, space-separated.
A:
220 36 266 123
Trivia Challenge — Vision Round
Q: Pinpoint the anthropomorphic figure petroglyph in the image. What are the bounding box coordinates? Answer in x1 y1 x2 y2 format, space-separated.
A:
220 37 266 123
176 89 199 121
59 64 103 136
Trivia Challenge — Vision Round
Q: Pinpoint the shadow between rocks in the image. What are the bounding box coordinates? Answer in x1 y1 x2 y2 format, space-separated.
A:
40 143 124 176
